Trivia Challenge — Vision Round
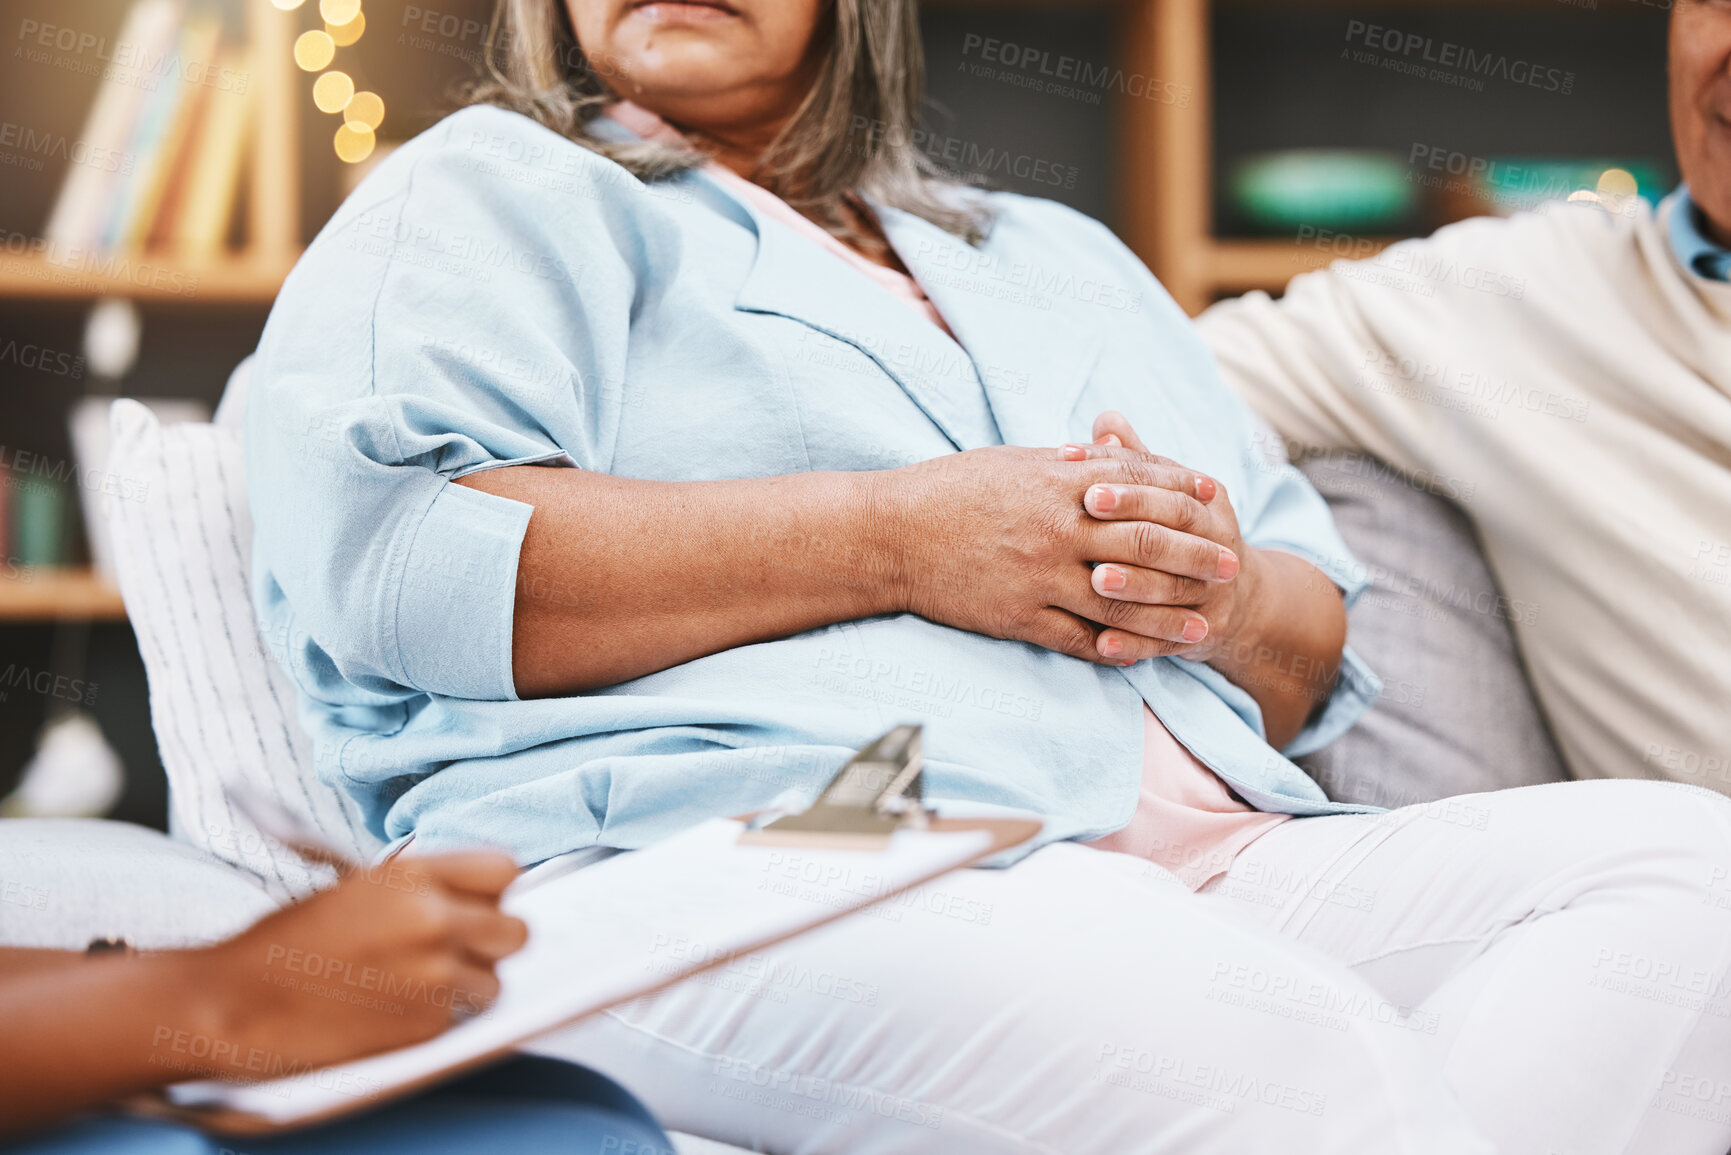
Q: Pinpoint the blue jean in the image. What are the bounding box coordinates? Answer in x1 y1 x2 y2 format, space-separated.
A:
7 1057 674 1155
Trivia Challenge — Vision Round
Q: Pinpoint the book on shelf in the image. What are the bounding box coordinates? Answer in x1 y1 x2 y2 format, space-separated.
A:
116 15 223 252
1 470 71 571
42 0 257 265
41 0 183 256
169 45 255 257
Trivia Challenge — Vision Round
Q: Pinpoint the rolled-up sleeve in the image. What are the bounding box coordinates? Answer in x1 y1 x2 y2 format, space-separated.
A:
247 373 568 701
392 477 535 700
245 111 626 702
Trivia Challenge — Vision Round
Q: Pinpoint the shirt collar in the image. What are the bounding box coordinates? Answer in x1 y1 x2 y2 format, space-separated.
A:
1666 185 1731 282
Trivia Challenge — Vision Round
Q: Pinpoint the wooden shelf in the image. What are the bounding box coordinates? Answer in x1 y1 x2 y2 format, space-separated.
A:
1203 237 1402 295
0 570 126 623
0 252 297 303
1121 0 1440 312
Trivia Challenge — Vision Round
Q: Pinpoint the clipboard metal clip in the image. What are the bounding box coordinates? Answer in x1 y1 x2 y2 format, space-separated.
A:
739 725 929 849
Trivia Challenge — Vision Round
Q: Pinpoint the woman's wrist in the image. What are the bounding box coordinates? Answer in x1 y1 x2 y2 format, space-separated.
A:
1205 548 1346 747
859 466 922 617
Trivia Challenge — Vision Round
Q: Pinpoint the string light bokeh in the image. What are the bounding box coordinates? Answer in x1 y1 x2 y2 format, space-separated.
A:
272 0 383 163
1566 167 1641 214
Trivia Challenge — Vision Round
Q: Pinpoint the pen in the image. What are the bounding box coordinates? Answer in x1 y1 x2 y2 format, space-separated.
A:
224 783 361 876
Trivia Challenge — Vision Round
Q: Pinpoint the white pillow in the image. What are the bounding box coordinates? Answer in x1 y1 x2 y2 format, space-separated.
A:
105 399 383 901
0 818 277 949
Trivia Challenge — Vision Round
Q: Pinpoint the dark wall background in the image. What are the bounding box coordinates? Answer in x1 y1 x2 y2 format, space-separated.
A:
919 5 1116 221
1214 3 1674 233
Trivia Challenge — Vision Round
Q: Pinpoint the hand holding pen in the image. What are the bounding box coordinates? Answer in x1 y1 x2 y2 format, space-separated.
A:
183 787 531 1065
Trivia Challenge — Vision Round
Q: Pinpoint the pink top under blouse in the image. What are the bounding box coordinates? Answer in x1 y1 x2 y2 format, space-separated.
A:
605 101 1290 889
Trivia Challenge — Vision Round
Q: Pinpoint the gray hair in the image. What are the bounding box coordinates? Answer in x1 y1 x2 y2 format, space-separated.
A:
467 0 991 244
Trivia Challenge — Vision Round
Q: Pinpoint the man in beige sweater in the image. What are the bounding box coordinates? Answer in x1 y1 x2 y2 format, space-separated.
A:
1197 1 1731 794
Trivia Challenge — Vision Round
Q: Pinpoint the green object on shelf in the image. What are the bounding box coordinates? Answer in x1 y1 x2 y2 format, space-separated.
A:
11 475 69 566
1230 150 1414 232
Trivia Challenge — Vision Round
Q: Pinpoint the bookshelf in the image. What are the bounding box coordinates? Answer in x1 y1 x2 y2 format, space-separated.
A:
2 1 301 622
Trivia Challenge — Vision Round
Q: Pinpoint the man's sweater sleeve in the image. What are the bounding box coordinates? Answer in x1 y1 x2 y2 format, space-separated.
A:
1196 234 1472 482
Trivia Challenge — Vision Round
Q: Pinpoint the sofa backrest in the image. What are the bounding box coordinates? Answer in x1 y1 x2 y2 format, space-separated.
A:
1294 452 1568 806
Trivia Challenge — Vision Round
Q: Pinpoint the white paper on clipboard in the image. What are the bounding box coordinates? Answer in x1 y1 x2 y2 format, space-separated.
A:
163 817 1003 1127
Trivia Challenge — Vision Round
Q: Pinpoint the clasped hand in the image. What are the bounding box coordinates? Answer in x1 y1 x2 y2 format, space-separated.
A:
885 411 1266 668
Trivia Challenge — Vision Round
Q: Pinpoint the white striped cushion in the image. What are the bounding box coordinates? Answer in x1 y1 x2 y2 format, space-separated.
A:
106 398 382 901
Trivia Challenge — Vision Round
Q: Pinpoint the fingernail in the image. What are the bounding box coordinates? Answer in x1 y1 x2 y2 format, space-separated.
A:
1100 634 1123 657
1088 484 1119 513
1217 550 1240 581
1062 444 1089 461
1195 476 1217 502
1095 564 1128 593
1182 618 1209 644
1102 434 1122 448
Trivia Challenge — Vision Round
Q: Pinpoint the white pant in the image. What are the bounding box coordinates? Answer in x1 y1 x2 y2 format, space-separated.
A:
531 780 1731 1154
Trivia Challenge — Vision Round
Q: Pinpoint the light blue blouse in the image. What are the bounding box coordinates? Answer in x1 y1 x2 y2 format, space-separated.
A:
246 106 1382 865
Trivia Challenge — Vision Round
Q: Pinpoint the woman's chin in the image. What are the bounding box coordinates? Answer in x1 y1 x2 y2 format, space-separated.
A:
601 47 753 105
607 21 754 79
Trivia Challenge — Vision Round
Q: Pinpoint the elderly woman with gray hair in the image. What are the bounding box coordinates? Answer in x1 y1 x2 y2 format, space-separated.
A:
242 0 1731 1152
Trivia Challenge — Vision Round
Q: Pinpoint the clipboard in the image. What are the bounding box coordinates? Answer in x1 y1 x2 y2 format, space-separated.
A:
136 727 1039 1136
